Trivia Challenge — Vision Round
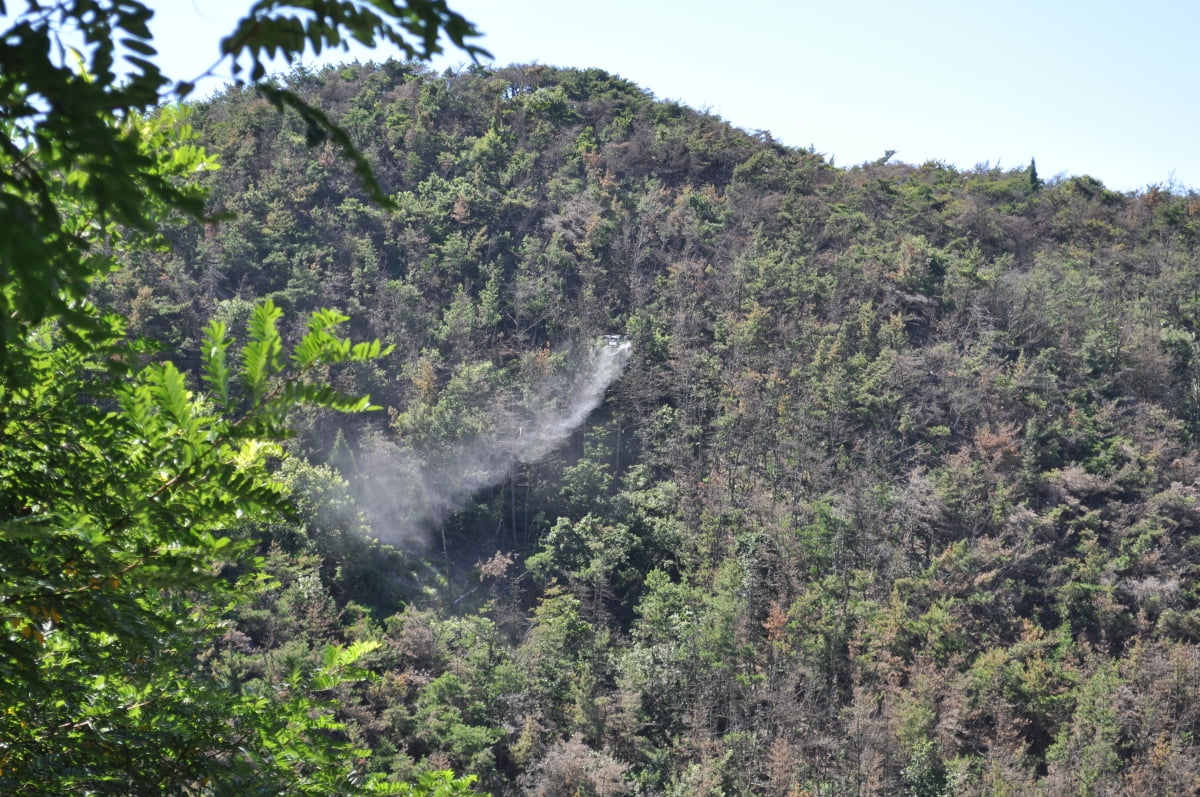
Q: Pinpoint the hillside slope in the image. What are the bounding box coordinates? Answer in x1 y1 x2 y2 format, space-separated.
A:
104 61 1200 794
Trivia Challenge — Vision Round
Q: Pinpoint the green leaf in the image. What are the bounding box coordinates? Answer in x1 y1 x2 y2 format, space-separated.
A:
201 319 232 407
242 300 284 403
148 361 192 429
120 37 156 56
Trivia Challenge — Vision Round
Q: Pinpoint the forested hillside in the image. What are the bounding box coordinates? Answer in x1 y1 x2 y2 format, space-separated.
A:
99 61 1200 794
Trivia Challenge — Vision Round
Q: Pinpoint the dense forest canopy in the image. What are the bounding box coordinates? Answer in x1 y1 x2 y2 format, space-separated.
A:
8 5 1200 791
85 59 1200 794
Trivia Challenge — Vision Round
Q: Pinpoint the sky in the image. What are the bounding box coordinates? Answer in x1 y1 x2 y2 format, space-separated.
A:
129 1 1200 192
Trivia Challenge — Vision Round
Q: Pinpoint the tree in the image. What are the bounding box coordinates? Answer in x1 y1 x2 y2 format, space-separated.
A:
0 0 487 358
0 1 489 792
0 298 403 792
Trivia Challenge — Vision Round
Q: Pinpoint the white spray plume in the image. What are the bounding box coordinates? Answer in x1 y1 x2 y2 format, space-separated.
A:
353 339 632 546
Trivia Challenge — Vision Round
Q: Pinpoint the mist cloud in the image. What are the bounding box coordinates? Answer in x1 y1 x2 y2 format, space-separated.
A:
352 340 632 546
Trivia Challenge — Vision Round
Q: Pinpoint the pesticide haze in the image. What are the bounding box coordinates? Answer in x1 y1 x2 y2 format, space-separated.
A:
353 340 632 546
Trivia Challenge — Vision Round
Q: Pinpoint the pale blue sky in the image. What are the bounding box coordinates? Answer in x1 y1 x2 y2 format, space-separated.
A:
133 1 1200 192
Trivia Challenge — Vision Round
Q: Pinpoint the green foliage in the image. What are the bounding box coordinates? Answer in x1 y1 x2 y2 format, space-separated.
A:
20 51 1200 793
0 302 403 793
0 0 484 355
173 63 1200 792
393 770 485 796
902 739 951 797
0 2 489 793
